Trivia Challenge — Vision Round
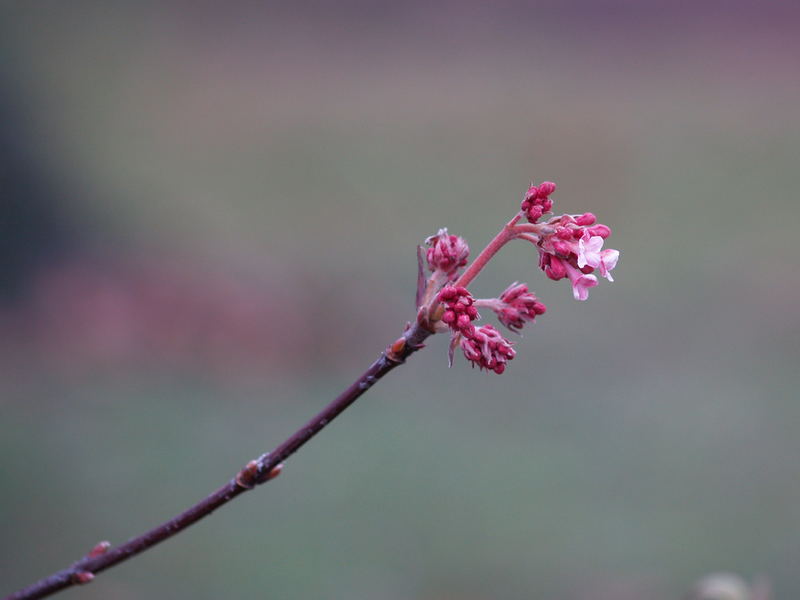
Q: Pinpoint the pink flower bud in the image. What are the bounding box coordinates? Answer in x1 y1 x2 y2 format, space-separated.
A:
527 206 544 222
588 224 612 238
537 181 556 197
575 212 596 226
439 286 457 300
524 185 539 203
553 240 573 256
545 256 567 280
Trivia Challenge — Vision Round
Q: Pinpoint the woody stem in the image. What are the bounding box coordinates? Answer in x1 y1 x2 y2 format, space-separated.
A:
4 323 432 600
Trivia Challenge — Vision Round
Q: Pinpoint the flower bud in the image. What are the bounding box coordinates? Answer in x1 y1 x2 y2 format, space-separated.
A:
537 181 556 197
588 224 612 238
426 229 469 278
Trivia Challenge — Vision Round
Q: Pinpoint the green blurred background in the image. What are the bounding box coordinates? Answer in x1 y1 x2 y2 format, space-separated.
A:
2 2 799 599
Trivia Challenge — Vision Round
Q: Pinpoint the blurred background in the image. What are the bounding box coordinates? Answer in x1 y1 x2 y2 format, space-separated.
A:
1 2 798 599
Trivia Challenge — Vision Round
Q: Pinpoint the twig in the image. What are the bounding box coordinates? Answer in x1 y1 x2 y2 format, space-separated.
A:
6 180 620 599
3 323 431 600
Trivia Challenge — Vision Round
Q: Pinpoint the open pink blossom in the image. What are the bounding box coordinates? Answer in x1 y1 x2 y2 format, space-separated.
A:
599 249 619 281
565 263 599 301
534 207 618 301
577 232 604 269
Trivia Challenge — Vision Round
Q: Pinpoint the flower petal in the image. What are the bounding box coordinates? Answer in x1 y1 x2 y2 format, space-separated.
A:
577 231 604 269
599 249 619 281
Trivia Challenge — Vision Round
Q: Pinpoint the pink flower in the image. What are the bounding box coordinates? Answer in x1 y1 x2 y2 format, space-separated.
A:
565 263 599 301
534 208 619 300
577 231 604 269
599 249 619 281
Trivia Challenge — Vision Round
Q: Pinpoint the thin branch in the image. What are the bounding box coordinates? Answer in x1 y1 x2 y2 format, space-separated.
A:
4 323 432 600
452 214 522 289
6 196 614 599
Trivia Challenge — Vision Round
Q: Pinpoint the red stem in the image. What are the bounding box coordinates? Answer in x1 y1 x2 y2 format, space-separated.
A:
453 214 522 289
4 324 432 600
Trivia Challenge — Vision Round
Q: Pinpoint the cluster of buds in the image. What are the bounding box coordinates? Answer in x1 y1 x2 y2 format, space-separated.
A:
439 285 479 332
425 228 470 280
459 324 516 374
476 282 547 333
438 286 516 374
521 181 556 223
416 178 619 374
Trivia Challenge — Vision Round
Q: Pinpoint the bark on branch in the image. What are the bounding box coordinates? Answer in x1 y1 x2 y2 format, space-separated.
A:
4 323 431 600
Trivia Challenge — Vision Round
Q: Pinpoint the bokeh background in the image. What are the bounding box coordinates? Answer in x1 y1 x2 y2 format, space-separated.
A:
2 2 799 599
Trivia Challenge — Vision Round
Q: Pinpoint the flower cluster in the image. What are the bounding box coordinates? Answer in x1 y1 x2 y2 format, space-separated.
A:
425 228 469 279
439 285 479 332
537 212 619 301
477 282 547 333
418 178 619 374
520 181 556 223
438 286 516 374
459 324 516 374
